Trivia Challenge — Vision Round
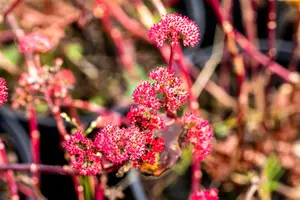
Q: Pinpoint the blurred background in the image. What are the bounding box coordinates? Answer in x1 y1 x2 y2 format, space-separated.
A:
1 0 300 199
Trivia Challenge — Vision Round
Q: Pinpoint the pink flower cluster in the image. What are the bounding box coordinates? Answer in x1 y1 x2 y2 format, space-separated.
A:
149 13 200 47
19 33 53 54
190 189 219 200
133 67 188 114
65 66 214 175
132 81 161 110
181 113 213 161
141 132 165 165
65 131 102 175
127 106 164 131
0 78 8 107
65 123 165 174
95 125 146 164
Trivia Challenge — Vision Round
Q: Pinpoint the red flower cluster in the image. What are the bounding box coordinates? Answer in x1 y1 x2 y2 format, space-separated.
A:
95 125 147 164
0 78 8 107
133 67 188 114
182 113 213 161
149 13 200 47
140 132 165 165
132 81 161 110
127 106 164 131
19 33 53 54
190 189 218 200
149 67 188 113
65 131 102 175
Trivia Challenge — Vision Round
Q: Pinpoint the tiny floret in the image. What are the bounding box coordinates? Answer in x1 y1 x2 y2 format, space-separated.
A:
149 13 200 47
0 78 8 107
191 188 219 200
19 33 53 53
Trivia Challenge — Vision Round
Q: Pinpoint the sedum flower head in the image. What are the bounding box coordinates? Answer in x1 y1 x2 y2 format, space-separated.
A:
182 113 213 161
65 131 102 175
127 106 164 131
149 13 200 47
95 124 146 164
133 67 188 114
132 81 161 110
149 67 188 113
0 78 8 107
191 189 219 200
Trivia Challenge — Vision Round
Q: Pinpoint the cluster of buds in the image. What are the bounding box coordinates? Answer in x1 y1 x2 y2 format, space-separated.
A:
190 189 219 200
65 131 102 175
181 113 213 161
149 13 200 47
19 33 53 54
133 67 188 115
65 124 165 175
13 32 74 108
12 61 75 109
127 106 164 131
0 77 8 107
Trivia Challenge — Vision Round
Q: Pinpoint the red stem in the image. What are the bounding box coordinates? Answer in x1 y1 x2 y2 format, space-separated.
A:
95 178 104 200
98 5 136 77
0 163 119 175
168 45 174 70
5 13 84 200
97 0 150 42
206 0 299 84
0 164 75 175
175 46 199 112
267 0 276 59
0 140 19 200
3 0 22 19
27 104 40 188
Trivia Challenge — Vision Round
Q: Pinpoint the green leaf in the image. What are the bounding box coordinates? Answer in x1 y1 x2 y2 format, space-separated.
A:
123 64 148 98
172 148 192 175
65 43 83 61
36 103 49 113
89 96 105 106
1 44 21 65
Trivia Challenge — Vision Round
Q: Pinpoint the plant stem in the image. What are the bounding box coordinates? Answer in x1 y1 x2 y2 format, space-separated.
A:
205 0 300 84
3 0 23 19
0 140 19 200
150 0 167 16
27 104 40 189
0 164 75 175
267 0 276 59
168 45 174 70
5 13 85 200
97 0 150 42
98 6 137 78
0 163 119 174
95 178 104 200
